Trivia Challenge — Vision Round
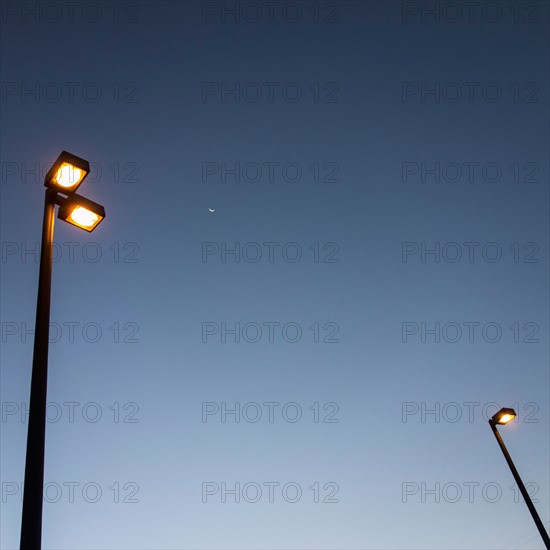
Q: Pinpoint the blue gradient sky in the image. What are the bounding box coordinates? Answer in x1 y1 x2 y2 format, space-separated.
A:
1 1 549 548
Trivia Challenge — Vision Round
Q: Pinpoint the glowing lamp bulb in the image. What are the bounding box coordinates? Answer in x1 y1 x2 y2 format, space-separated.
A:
69 207 99 228
491 408 517 425
55 163 83 189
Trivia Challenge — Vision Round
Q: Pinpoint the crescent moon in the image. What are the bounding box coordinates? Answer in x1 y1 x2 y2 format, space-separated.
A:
208 208 215 212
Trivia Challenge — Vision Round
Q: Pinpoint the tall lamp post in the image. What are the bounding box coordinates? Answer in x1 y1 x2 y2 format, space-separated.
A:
20 152 106 550
489 407 550 549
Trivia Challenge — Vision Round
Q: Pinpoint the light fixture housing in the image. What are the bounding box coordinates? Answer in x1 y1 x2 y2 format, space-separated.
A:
58 193 105 232
44 151 90 193
491 408 517 425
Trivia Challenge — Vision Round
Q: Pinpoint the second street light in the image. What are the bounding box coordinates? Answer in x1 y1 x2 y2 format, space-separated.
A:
20 151 106 550
489 407 550 549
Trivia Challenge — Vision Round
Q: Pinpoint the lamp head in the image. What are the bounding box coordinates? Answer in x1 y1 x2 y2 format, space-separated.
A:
58 193 105 232
491 408 517 425
44 151 90 193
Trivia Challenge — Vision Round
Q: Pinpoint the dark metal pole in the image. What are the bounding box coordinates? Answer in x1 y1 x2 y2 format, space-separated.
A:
20 189 57 550
489 420 550 549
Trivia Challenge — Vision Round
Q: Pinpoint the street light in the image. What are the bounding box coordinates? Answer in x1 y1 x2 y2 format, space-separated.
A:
44 150 90 193
491 408 516 425
58 194 105 232
489 407 550 549
20 151 105 550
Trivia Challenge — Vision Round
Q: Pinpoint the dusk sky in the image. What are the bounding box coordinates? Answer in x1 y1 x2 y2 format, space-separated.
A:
1 1 549 549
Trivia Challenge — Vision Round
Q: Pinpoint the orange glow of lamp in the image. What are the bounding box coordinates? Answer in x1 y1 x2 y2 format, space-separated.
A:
58 194 105 232
44 151 90 193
